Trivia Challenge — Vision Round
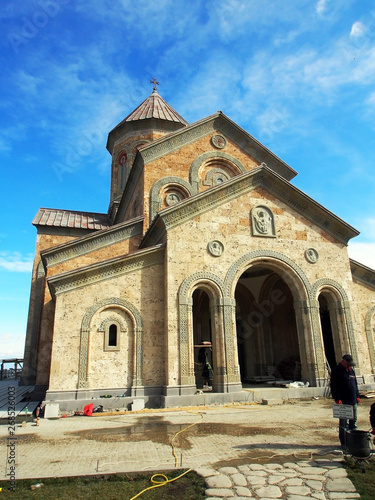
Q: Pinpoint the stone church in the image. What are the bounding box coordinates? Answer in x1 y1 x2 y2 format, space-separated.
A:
21 83 375 410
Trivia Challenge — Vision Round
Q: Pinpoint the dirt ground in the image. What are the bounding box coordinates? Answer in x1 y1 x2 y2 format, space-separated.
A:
2 396 375 478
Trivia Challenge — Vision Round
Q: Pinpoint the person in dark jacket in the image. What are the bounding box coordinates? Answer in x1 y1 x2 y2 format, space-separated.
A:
330 354 360 447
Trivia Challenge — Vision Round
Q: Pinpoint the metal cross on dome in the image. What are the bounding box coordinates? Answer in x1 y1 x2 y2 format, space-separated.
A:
150 78 159 91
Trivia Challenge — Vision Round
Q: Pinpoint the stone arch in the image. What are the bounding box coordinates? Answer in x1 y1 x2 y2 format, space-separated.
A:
189 151 246 193
78 298 143 389
150 176 193 223
223 250 332 385
311 278 358 370
365 304 375 375
224 250 311 299
178 272 225 388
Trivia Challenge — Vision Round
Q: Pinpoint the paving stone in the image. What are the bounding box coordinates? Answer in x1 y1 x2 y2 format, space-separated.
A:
294 466 326 475
253 485 282 498
234 486 253 497
248 464 266 470
286 496 315 500
326 468 347 479
278 477 303 486
268 474 284 484
325 477 356 492
231 473 248 486
283 462 300 469
327 494 360 499
311 492 327 500
305 479 324 490
301 474 326 481
205 488 235 497
195 466 218 477
238 465 251 473
205 474 233 489
246 470 268 476
264 464 283 470
218 466 239 475
246 475 267 485
285 485 312 495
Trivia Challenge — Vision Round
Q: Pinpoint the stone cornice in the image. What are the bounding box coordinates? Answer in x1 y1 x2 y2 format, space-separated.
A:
141 165 359 248
350 259 375 289
41 217 144 268
47 244 165 299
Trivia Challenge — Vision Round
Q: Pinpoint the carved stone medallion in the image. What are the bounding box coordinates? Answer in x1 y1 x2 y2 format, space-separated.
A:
207 240 224 257
305 248 319 263
211 134 226 149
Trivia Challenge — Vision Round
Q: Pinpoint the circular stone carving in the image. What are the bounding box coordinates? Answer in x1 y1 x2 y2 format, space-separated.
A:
305 248 319 263
211 134 226 149
207 240 224 257
165 193 181 206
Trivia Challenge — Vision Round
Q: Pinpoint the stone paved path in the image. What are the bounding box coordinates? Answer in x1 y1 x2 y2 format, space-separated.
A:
197 459 359 499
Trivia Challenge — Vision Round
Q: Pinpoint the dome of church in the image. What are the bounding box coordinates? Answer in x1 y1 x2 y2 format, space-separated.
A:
124 87 188 125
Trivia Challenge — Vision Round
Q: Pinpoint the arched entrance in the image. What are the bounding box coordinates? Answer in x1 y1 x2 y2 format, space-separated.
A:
318 293 336 370
192 289 214 388
235 266 300 383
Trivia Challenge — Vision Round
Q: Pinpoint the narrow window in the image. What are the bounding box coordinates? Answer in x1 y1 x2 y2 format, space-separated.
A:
108 324 117 347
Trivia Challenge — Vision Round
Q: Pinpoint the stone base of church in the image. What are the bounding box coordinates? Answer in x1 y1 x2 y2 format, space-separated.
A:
41 380 375 413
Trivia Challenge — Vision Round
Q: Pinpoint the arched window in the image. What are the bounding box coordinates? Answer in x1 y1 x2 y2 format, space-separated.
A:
103 320 121 351
108 324 117 347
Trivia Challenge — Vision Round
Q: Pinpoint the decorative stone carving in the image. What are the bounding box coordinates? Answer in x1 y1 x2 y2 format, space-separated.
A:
203 168 231 187
211 134 227 149
165 192 181 206
207 240 224 257
78 298 143 389
251 205 276 237
305 248 319 263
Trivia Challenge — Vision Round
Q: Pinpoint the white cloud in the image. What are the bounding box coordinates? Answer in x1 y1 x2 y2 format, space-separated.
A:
350 21 365 38
348 242 375 270
0 333 25 359
0 252 33 272
315 0 327 15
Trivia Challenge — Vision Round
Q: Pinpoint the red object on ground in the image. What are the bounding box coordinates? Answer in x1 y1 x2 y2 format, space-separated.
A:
83 404 93 416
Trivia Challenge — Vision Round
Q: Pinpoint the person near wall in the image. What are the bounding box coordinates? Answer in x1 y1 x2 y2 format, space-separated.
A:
198 346 213 388
330 354 360 448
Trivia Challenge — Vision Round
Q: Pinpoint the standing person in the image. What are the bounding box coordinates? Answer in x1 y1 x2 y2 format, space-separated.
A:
198 346 213 388
330 354 361 447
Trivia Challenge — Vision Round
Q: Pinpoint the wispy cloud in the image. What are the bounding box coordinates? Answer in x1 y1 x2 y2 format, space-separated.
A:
350 21 366 38
0 252 33 272
348 242 375 270
315 0 328 15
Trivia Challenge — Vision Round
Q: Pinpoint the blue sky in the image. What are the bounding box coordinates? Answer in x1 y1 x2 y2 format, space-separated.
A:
1 0 375 358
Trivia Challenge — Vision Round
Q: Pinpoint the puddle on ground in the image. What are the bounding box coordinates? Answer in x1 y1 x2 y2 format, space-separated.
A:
67 416 290 449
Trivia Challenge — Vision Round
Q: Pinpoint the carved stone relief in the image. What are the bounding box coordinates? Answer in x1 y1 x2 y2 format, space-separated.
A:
207 240 224 257
251 205 276 237
305 248 319 263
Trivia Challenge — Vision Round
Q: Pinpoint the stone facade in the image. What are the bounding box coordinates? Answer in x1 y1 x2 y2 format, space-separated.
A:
21 89 375 409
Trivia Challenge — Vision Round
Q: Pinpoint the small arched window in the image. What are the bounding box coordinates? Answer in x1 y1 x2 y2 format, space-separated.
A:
108 324 117 347
104 321 121 351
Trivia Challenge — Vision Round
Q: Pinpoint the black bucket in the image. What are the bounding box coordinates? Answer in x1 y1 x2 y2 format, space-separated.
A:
345 430 371 458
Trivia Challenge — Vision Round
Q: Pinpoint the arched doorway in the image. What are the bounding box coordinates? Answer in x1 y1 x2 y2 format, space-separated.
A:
235 266 300 383
192 289 214 389
318 294 336 370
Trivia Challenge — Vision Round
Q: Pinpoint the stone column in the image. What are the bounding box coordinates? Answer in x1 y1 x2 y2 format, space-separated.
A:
215 297 242 393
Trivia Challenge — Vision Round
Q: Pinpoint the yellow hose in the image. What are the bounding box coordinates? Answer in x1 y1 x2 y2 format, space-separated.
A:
129 468 192 500
171 411 204 467
129 411 204 499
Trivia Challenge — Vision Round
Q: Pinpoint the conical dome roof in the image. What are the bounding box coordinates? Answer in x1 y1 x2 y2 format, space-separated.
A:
124 88 188 125
106 87 188 154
